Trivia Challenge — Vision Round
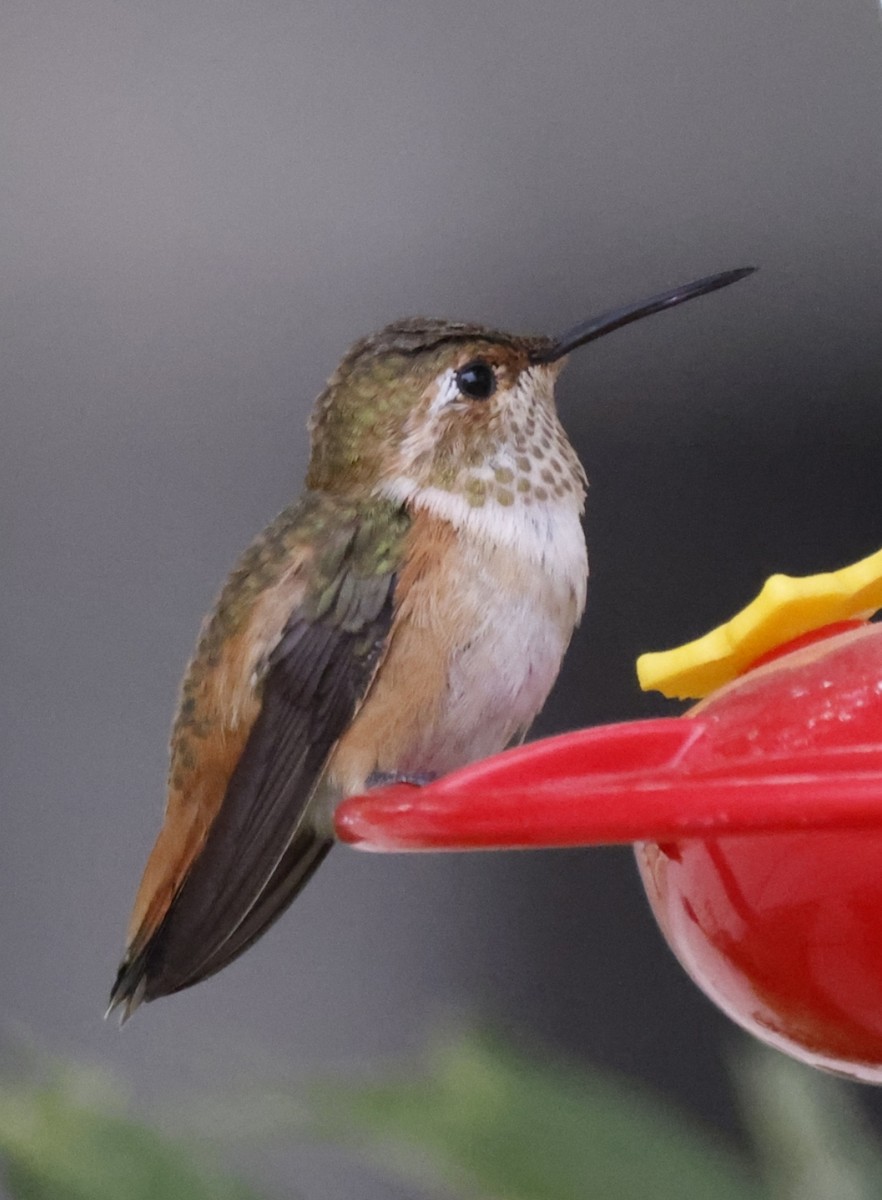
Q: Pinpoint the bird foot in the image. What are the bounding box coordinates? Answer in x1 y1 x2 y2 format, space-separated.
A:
365 770 438 789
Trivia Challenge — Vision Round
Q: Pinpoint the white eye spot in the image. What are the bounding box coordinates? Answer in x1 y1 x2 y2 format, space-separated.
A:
429 368 461 415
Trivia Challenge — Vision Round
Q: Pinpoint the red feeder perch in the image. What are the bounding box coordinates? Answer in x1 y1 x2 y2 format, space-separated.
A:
336 552 882 1083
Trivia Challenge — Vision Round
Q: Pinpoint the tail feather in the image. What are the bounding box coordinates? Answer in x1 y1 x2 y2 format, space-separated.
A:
107 828 332 1021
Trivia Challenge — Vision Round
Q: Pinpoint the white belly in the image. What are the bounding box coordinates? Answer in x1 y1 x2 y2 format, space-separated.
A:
400 510 587 774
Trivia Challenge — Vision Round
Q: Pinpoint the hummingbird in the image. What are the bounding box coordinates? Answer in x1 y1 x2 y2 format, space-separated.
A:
109 266 754 1019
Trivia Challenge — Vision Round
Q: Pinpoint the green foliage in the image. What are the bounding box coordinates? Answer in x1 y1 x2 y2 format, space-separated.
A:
302 1030 882 1200
734 1045 882 1200
0 1057 266 1200
305 1029 763 1200
2 1030 882 1200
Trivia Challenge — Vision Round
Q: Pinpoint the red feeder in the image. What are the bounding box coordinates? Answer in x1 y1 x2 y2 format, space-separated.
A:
336 620 882 1082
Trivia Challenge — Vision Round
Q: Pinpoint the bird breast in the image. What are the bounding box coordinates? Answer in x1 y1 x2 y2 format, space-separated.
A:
326 496 587 791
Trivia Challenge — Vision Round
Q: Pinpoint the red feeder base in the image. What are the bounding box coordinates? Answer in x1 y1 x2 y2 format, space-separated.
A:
639 833 882 1082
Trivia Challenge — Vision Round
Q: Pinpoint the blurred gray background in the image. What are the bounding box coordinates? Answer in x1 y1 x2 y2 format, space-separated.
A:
3 0 882 1195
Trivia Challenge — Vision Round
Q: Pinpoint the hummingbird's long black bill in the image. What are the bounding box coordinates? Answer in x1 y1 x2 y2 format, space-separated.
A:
532 266 756 364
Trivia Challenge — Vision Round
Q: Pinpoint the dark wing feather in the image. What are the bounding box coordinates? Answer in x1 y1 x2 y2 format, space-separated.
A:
111 555 397 1011
175 825 332 988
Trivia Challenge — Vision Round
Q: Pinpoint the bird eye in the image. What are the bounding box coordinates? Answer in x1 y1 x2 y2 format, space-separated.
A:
455 360 497 401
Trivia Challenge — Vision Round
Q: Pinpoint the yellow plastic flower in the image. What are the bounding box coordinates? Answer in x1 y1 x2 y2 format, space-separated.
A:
637 547 882 700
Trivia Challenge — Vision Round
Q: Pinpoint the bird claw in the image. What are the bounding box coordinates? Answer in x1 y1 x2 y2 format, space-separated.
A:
365 770 438 789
